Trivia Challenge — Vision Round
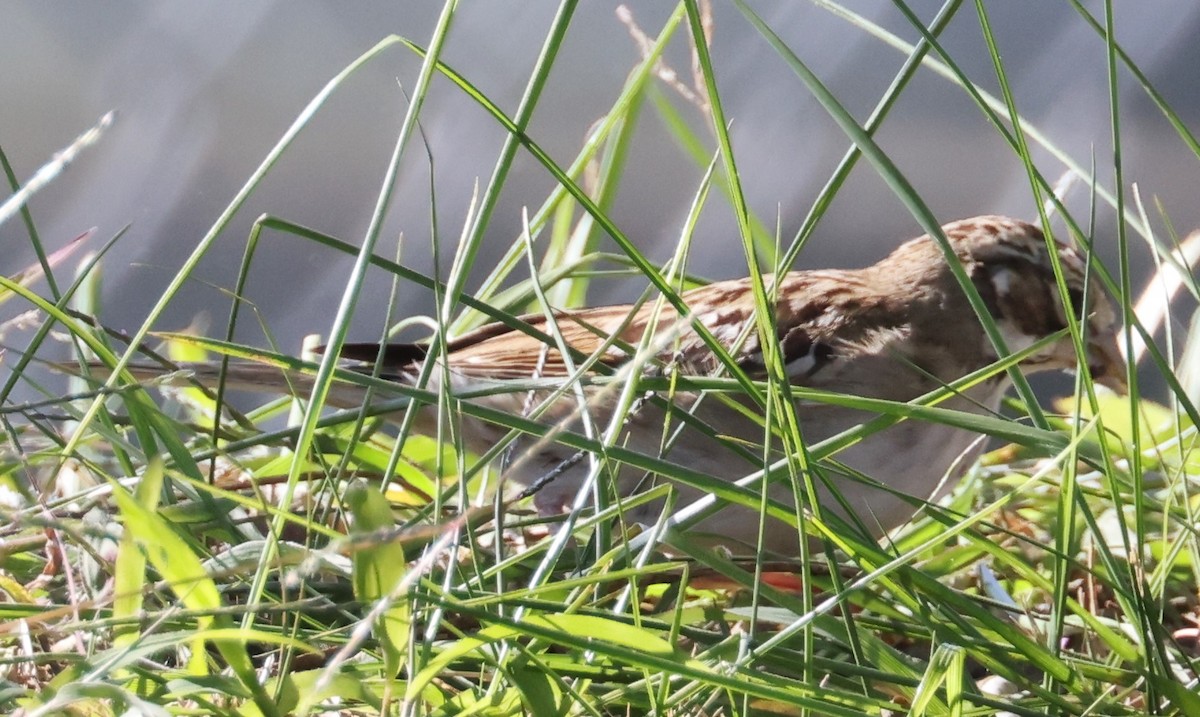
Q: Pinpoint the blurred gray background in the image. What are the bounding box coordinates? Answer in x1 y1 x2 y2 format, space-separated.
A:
2 1 1198 371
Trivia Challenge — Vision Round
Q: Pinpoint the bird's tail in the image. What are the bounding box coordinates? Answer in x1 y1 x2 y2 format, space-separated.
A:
76 360 387 411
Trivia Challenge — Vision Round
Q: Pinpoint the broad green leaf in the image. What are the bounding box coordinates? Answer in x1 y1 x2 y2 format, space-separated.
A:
110 459 278 716
111 458 164 652
347 482 409 674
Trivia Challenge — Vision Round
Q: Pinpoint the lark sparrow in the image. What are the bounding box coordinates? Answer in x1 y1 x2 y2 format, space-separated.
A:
101 216 1125 553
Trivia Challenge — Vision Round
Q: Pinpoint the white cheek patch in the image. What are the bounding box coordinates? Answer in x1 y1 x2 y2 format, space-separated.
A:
982 319 1039 358
991 266 1014 297
985 266 1042 356
999 321 1038 353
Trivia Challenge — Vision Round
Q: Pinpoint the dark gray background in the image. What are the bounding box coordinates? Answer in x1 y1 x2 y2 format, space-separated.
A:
2 2 1197 368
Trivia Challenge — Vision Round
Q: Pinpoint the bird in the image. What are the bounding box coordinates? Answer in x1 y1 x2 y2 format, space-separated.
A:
97 215 1125 554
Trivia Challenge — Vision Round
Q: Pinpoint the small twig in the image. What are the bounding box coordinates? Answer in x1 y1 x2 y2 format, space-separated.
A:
616 4 711 114
0 112 115 227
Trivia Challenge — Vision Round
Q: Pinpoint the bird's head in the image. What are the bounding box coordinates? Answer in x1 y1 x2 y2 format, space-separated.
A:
942 215 1127 392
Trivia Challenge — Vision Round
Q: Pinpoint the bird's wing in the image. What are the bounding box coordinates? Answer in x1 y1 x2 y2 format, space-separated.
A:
339 272 876 386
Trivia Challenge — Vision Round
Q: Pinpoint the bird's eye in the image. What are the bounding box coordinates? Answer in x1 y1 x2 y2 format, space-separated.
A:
1067 287 1086 317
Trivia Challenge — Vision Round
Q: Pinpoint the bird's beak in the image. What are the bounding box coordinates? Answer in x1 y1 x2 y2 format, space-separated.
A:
1087 335 1128 394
